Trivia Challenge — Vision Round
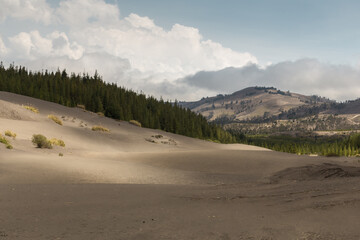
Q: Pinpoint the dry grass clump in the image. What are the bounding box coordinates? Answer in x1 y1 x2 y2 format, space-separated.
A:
129 120 142 127
5 130 16 139
0 134 13 149
77 104 86 110
49 138 65 147
32 134 52 149
92 125 110 132
48 115 63 125
23 105 39 113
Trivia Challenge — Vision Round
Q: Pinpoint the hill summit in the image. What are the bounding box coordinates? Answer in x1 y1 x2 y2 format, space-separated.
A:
180 86 333 122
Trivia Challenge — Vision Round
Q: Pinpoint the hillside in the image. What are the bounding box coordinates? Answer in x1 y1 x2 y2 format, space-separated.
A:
2 92 360 239
180 87 332 122
181 87 360 135
0 64 234 143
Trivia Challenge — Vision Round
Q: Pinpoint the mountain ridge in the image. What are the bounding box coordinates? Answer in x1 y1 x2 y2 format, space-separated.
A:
179 86 338 122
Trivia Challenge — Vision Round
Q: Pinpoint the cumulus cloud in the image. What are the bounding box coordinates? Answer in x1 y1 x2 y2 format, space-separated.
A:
0 0 258 100
55 0 120 28
8 31 84 60
182 59 360 101
0 0 357 101
0 0 53 24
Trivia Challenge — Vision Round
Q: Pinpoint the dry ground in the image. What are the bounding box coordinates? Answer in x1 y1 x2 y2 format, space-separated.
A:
1 91 360 240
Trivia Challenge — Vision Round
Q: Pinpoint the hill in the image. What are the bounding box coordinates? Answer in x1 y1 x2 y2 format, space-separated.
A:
2 91 360 239
0 63 234 143
180 86 333 122
180 87 360 134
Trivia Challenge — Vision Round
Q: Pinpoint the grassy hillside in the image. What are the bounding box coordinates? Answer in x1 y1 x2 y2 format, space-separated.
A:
0 63 235 143
180 86 333 122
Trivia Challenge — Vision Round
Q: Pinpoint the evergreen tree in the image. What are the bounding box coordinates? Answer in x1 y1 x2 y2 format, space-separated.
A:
0 64 235 143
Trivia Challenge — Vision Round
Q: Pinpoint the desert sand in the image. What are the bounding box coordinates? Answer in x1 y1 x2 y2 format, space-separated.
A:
1 91 360 239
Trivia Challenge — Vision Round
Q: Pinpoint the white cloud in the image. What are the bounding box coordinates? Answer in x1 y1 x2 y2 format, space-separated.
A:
0 36 7 55
2 0 357 102
0 0 258 100
8 31 84 60
23 53 131 83
67 13 257 80
55 0 120 28
0 0 53 24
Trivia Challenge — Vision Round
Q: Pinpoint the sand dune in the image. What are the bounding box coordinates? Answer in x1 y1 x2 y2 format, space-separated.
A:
1 91 360 239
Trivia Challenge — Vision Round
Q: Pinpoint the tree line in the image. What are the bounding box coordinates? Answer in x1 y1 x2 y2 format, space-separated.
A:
0 63 236 143
230 129 360 157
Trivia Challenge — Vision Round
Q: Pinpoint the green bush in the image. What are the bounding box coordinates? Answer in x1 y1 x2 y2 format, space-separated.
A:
0 134 13 149
32 134 52 149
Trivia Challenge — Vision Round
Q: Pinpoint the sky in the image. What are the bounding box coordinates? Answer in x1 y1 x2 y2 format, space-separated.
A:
0 0 360 101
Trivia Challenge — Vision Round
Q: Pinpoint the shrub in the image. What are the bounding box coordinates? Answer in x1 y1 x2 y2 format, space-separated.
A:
5 130 16 139
129 120 141 127
0 134 13 149
91 125 109 132
207 139 221 143
59 153 64 157
0 134 9 145
49 138 65 147
48 115 63 125
32 134 52 149
97 112 104 117
77 104 86 110
23 105 39 113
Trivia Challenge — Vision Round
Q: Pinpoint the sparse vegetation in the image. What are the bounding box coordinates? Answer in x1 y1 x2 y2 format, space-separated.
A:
32 134 52 149
129 120 142 127
207 139 221 144
48 115 63 125
145 138 156 143
49 138 65 147
0 134 13 149
5 130 16 139
59 153 64 157
91 125 110 132
77 104 86 110
97 112 104 117
23 105 39 113
0 64 235 143
152 134 163 139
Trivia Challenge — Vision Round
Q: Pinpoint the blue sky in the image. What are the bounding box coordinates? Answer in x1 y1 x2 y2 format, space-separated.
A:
111 0 360 66
0 0 359 101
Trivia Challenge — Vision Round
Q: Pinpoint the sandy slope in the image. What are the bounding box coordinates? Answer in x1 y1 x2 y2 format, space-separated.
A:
1 91 360 240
